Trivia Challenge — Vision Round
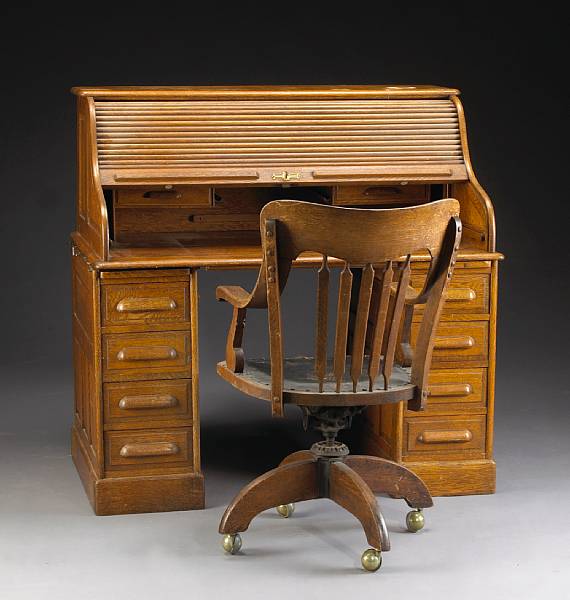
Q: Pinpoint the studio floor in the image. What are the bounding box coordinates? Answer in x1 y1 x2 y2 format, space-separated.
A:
1 365 568 600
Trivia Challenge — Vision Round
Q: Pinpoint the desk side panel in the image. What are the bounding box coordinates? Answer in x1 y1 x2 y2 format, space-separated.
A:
76 96 109 259
71 250 103 477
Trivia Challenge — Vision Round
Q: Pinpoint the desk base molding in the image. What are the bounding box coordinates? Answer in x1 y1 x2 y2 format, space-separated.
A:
72 426 205 515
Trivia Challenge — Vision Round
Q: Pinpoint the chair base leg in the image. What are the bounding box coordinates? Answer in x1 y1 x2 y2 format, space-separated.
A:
279 450 433 509
219 455 390 551
219 448 433 567
219 458 319 534
344 455 433 509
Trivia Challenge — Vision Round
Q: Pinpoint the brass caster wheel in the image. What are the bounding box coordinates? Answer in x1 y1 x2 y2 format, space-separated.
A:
276 503 295 518
406 508 425 533
361 548 382 572
222 533 242 554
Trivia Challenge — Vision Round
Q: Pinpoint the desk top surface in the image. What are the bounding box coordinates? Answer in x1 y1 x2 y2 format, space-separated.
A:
72 85 460 100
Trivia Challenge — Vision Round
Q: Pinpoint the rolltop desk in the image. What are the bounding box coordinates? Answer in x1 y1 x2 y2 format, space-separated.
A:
70 85 501 515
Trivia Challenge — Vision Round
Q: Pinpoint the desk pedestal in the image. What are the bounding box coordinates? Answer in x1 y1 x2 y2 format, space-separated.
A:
71 250 497 514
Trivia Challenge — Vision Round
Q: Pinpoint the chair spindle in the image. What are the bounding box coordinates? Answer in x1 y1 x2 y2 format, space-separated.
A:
350 263 375 392
367 261 394 391
315 255 330 392
381 256 412 389
333 262 353 392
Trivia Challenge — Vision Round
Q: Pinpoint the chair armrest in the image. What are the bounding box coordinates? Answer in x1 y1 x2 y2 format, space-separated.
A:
390 282 420 304
216 285 253 307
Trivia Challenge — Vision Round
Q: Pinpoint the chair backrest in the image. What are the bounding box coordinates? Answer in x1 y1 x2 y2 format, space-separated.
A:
254 199 461 417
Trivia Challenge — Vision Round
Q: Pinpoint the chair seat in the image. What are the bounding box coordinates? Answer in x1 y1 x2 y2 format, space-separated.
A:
217 356 416 407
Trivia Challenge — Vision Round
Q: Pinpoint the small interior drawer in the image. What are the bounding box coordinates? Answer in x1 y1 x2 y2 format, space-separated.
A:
104 379 192 424
411 321 488 366
102 281 190 327
403 415 486 459
103 331 191 381
105 428 193 470
333 184 429 206
114 186 212 207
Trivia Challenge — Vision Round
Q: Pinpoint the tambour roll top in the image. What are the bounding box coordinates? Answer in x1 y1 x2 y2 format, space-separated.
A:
73 85 468 186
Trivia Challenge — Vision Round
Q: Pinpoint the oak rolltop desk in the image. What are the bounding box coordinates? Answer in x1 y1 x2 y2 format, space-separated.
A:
70 85 501 515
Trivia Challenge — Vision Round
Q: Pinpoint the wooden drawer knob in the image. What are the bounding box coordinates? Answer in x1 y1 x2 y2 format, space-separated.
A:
428 383 473 397
116 346 178 362
417 429 473 444
434 336 475 350
119 442 180 458
118 394 178 410
116 297 177 313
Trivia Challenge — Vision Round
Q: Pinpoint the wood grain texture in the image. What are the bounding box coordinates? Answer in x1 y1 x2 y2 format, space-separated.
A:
344 455 433 508
219 460 319 533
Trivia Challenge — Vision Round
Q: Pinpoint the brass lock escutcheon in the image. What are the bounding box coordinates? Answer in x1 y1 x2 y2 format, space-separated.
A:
271 171 301 182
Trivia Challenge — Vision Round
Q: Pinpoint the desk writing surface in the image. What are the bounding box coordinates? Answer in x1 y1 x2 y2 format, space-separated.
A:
82 232 502 270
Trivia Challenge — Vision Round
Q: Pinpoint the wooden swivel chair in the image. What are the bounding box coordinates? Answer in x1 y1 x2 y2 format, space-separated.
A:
216 198 461 572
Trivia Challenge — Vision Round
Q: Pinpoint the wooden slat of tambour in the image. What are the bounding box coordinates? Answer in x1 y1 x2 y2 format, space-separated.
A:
100 158 464 166
333 263 353 393
97 106 457 111
100 157 463 163
97 116 458 123
95 103 457 110
99 141 460 149
367 262 394 391
315 255 330 393
381 257 412 390
95 104 457 111
98 133 460 140
96 106 456 112
97 124 459 132
99 147 462 156
350 264 375 393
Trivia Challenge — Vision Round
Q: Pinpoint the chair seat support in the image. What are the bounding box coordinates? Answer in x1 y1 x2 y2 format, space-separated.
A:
219 441 433 553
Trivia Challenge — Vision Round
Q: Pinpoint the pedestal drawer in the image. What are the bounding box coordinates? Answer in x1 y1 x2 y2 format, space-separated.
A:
105 428 193 471
103 331 191 381
403 415 486 461
406 368 487 416
411 321 488 366
411 272 490 315
102 281 190 327
104 379 192 425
